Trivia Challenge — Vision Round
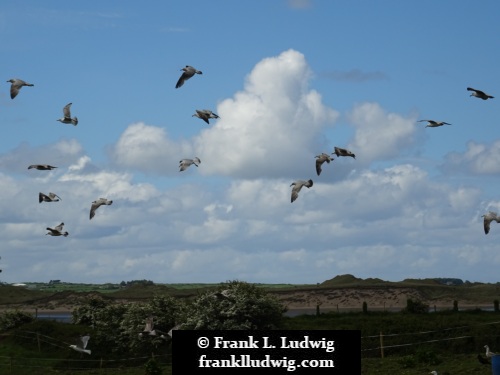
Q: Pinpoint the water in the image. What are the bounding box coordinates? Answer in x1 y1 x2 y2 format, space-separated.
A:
36 312 72 323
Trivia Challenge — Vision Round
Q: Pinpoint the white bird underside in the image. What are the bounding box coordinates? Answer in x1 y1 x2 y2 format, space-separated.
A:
90 198 113 220
290 179 313 203
179 157 201 171
315 153 334 176
39 192 61 203
175 65 202 88
57 103 78 126
482 212 500 235
70 335 91 355
7 78 34 99
193 109 219 124
468 87 494 100
46 222 68 237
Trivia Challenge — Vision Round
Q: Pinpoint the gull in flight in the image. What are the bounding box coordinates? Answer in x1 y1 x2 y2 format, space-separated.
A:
7 78 34 99
175 65 202 89
69 335 91 355
418 119 451 128
39 192 61 203
57 103 78 126
139 316 166 339
290 179 313 203
28 164 57 170
333 146 356 159
467 87 494 100
482 212 500 235
90 198 113 220
179 157 201 171
315 153 334 176
192 109 219 124
46 222 69 237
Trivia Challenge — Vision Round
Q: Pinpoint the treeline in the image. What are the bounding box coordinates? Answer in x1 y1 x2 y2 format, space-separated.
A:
119 279 155 288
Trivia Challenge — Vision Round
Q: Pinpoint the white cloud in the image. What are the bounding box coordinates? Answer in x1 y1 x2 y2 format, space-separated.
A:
110 50 338 179
442 140 500 175
348 102 419 163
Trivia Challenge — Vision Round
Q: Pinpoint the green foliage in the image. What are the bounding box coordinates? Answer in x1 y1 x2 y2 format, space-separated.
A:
403 298 429 314
144 358 163 375
181 280 287 330
0 310 34 331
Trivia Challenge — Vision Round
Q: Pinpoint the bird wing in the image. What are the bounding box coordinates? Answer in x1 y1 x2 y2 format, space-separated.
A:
63 103 72 118
39 192 48 203
467 87 482 95
291 182 304 203
49 192 61 200
90 201 102 220
193 157 201 165
484 217 492 234
10 83 20 99
54 223 64 232
80 335 90 349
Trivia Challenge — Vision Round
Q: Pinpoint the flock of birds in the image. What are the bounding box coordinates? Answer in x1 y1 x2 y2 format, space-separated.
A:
8 79 115 237
6 68 500 358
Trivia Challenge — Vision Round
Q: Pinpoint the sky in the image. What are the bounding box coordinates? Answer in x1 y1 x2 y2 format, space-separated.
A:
1 1 500 285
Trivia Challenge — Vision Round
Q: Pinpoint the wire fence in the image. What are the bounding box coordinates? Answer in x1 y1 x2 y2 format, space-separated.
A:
361 319 500 358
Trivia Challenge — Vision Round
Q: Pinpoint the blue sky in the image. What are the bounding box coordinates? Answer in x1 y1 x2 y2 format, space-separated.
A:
1 1 500 284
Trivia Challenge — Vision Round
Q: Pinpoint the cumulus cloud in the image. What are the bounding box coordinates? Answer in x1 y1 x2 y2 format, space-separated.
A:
442 140 500 175
110 49 338 179
347 102 419 163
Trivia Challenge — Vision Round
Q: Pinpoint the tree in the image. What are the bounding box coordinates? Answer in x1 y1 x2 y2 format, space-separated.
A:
180 280 286 330
403 298 429 314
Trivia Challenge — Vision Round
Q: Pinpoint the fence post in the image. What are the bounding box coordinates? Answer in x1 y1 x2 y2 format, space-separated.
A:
379 332 384 358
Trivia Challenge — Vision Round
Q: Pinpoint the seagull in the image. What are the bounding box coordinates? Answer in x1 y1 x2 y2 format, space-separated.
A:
418 119 452 128
69 335 91 355
485 345 497 358
139 316 167 339
315 153 334 176
139 316 157 337
290 179 313 203
429 372 438 375
175 65 202 89
46 222 69 237
192 109 219 124
212 289 234 301
28 164 57 170
7 78 34 99
57 103 78 126
478 353 490 365
179 157 201 171
333 146 356 159
467 87 494 100
90 198 113 220
39 192 61 203
482 212 500 235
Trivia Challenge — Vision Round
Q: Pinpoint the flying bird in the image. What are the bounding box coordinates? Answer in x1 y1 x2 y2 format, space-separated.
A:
482 212 500 235
418 119 451 128
179 157 201 171
315 153 334 176
333 146 356 159
478 353 490 365
175 65 202 88
28 164 57 170
39 192 61 203
290 179 313 203
467 87 494 100
7 78 34 99
90 198 113 220
57 103 78 126
167 323 182 338
69 335 91 355
485 345 497 358
46 222 68 237
192 109 219 124
139 316 157 337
